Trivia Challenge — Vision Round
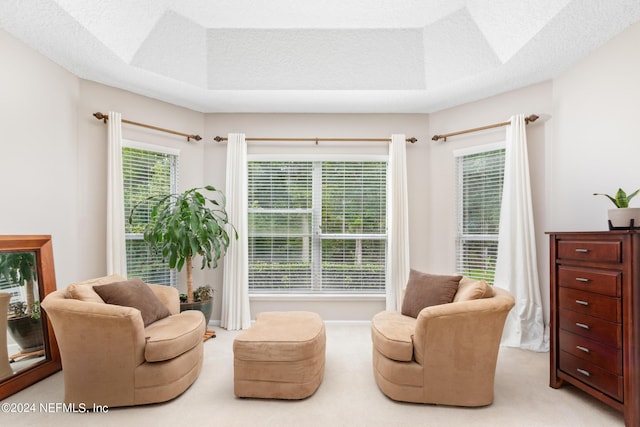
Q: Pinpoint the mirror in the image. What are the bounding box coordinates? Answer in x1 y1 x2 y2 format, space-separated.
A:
0 236 61 399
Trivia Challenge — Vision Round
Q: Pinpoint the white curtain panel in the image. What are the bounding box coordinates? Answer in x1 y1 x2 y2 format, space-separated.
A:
221 133 251 330
386 134 411 311
495 114 548 352
106 111 127 276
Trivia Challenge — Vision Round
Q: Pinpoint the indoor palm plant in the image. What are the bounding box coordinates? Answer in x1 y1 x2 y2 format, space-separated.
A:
594 187 640 229
129 186 237 321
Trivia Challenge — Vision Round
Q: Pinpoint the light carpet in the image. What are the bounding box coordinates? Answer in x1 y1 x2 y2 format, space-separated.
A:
2 324 624 426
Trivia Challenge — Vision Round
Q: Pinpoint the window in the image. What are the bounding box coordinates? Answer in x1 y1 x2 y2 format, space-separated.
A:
455 143 505 284
248 159 387 294
123 141 179 286
0 260 25 304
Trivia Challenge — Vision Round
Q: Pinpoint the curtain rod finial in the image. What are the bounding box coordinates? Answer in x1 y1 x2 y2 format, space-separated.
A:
407 137 418 144
213 136 225 142
93 112 108 123
525 114 539 124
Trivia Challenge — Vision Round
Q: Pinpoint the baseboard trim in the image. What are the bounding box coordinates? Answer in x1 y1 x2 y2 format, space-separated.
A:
208 319 371 327
323 320 372 326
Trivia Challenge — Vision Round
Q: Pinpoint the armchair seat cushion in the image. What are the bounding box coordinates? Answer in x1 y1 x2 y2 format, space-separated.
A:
144 310 206 362
371 311 416 362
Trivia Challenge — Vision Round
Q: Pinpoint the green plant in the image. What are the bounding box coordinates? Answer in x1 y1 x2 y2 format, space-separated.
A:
593 188 640 208
193 286 214 302
0 252 38 317
129 186 237 303
180 287 213 303
8 301 40 320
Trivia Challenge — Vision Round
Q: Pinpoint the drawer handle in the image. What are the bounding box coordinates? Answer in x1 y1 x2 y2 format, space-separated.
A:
575 277 590 283
575 300 589 306
576 368 590 377
576 345 590 353
575 249 589 253
575 322 590 330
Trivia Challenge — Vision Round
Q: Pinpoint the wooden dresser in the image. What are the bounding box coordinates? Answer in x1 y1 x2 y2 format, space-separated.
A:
549 231 640 426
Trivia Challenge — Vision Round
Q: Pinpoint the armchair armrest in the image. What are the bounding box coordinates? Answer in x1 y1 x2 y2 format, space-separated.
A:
411 288 514 405
41 292 147 405
413 290 514 364
42 295 147 363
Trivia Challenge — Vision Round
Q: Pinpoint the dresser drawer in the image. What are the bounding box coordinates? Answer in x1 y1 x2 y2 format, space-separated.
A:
558 287 620 323
559 308 621 348
559 351 623 401
559 329 622 374
557 266 620 297
557 240 621 263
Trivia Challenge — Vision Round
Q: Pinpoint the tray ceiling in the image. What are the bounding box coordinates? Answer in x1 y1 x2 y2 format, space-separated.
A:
1 0 639 113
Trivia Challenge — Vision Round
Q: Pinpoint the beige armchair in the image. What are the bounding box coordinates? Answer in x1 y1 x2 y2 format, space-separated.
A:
371 282 514 406
41 275 205 408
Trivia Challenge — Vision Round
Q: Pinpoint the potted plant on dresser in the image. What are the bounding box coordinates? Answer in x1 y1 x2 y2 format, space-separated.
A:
129 186 237 324
593 187 640 229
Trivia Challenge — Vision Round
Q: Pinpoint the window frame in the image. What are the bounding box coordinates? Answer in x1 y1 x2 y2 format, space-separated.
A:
122 139 180 287
247 154 388 295
454 142 505 284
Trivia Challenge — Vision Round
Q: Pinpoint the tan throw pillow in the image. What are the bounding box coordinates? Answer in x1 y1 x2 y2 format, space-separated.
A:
483 284 495 298
453 277 489 302
67 284 105 303
94 278 171 327
401 270 462 318
66 274 127 303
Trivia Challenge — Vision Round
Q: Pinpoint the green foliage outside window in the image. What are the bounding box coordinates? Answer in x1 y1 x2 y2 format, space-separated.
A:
457 148 504 284
123 147 177 285
248 161 387 293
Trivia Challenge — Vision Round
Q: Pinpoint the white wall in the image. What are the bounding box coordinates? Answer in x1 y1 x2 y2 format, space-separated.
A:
0 29 80 287
550 21 640 231
0 29 206 292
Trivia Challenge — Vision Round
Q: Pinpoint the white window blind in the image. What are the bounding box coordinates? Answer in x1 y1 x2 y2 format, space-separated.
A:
0 270 25 304
123 145 179 286
248 160 387 294
455 145 505 284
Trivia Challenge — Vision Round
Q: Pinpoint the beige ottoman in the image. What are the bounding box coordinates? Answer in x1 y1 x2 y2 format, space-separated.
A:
233 311 326 399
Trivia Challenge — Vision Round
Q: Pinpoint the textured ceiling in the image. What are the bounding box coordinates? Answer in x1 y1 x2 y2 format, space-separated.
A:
1 0 640 113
